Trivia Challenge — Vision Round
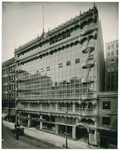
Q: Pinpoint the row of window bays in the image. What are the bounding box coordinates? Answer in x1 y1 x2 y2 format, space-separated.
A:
17 38 96 74
16 21 97 57
2 84 15 92
18 101 97 111
2 75 15 84
2 93 15 100
18 100 114 110
2 65 15 76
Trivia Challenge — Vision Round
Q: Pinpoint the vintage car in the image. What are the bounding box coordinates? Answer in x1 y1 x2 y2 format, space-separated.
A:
12 128 24 135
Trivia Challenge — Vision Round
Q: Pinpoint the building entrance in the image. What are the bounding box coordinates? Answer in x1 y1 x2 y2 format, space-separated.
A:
76 125 88 143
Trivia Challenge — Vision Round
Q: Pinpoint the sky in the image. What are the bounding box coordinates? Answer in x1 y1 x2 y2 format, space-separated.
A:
2 1 118 62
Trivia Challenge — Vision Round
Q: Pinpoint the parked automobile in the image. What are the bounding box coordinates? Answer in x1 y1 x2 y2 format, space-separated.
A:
12 128 24 135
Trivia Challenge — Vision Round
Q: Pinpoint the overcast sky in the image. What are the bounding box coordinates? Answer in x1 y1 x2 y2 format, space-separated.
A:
2 2 118 62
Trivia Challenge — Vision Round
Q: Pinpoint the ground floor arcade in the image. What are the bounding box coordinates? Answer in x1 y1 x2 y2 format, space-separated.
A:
17 112 99 147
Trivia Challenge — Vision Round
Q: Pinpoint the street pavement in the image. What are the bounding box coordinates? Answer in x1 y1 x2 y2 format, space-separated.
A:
3 120 90 149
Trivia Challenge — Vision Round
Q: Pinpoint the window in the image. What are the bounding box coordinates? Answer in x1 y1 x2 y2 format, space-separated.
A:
75 58 80 64
107 84 110 90
111 51 114 56
108 52 110 56
66 61 71 66
111 44 114 49
50 31 70 45
111 75 114 81
102 117 110 125
116 50 118 55
46 66 50 71
107 76 110 81
111 59 114 64
41 68 44 72
108 45 110 49
116 58 118 63
116 67 118 72
107 68 110 73
111 84 114 90
103 101 110 109
111 68 114 72
116 43 118 48
58 63 62 68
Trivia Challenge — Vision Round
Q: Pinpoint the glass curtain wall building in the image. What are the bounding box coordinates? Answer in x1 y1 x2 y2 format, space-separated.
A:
15 5 104 146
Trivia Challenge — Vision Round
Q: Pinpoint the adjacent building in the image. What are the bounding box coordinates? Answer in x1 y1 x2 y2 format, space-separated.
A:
105 40 118 91
98 92 117 149
2 57 16 122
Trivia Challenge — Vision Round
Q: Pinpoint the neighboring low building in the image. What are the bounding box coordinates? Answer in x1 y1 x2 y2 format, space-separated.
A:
2 57 16 122
105 40 118 91
98 92 117 149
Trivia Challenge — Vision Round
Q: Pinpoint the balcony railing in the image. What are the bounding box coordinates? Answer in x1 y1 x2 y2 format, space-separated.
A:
58 107 73 112
9 70 15 73
81 43 95 54
81 77 94 84
81 93 97 100
82 60 94 69
80 26 98 36
81 108 97 116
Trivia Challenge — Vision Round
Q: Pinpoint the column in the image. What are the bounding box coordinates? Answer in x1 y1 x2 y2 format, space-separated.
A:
40 103 42 110
55 124 58 134
95 117 98 128
55 103 58 111
28 103 30 109
40 115 42 130
72 102 75 113
76 118 79 124
72 125 76 139
18 113 20 124
96 130 100 147
49 103 51 111
28 114 31 127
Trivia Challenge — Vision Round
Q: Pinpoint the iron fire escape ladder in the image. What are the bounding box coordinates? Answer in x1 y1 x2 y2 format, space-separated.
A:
85 37 92 81
85 103 89 113
85 82 92 97
85 37 92 97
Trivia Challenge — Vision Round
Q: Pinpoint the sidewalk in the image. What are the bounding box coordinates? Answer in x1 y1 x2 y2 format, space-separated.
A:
3 120 89 149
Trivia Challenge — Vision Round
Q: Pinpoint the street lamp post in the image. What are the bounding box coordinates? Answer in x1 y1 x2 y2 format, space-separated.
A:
65 111 68 148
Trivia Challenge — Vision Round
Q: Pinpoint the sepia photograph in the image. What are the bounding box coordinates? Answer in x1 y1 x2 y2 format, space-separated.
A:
2 1 118 149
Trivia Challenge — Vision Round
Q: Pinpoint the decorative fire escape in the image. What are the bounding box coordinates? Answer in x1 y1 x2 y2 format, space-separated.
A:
78 7 98 119
79 11 98 100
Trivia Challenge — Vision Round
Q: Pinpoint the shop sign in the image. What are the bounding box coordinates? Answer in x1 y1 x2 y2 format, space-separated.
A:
89 133 97 145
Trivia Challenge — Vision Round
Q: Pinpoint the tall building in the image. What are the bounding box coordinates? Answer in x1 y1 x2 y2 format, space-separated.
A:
2 57 16 122
105 40 118 91
14 5 105 147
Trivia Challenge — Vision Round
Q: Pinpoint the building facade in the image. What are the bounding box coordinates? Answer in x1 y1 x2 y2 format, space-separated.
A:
105 40 118 91
98 92 117 148
2 57 16 122
15 5 105 146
